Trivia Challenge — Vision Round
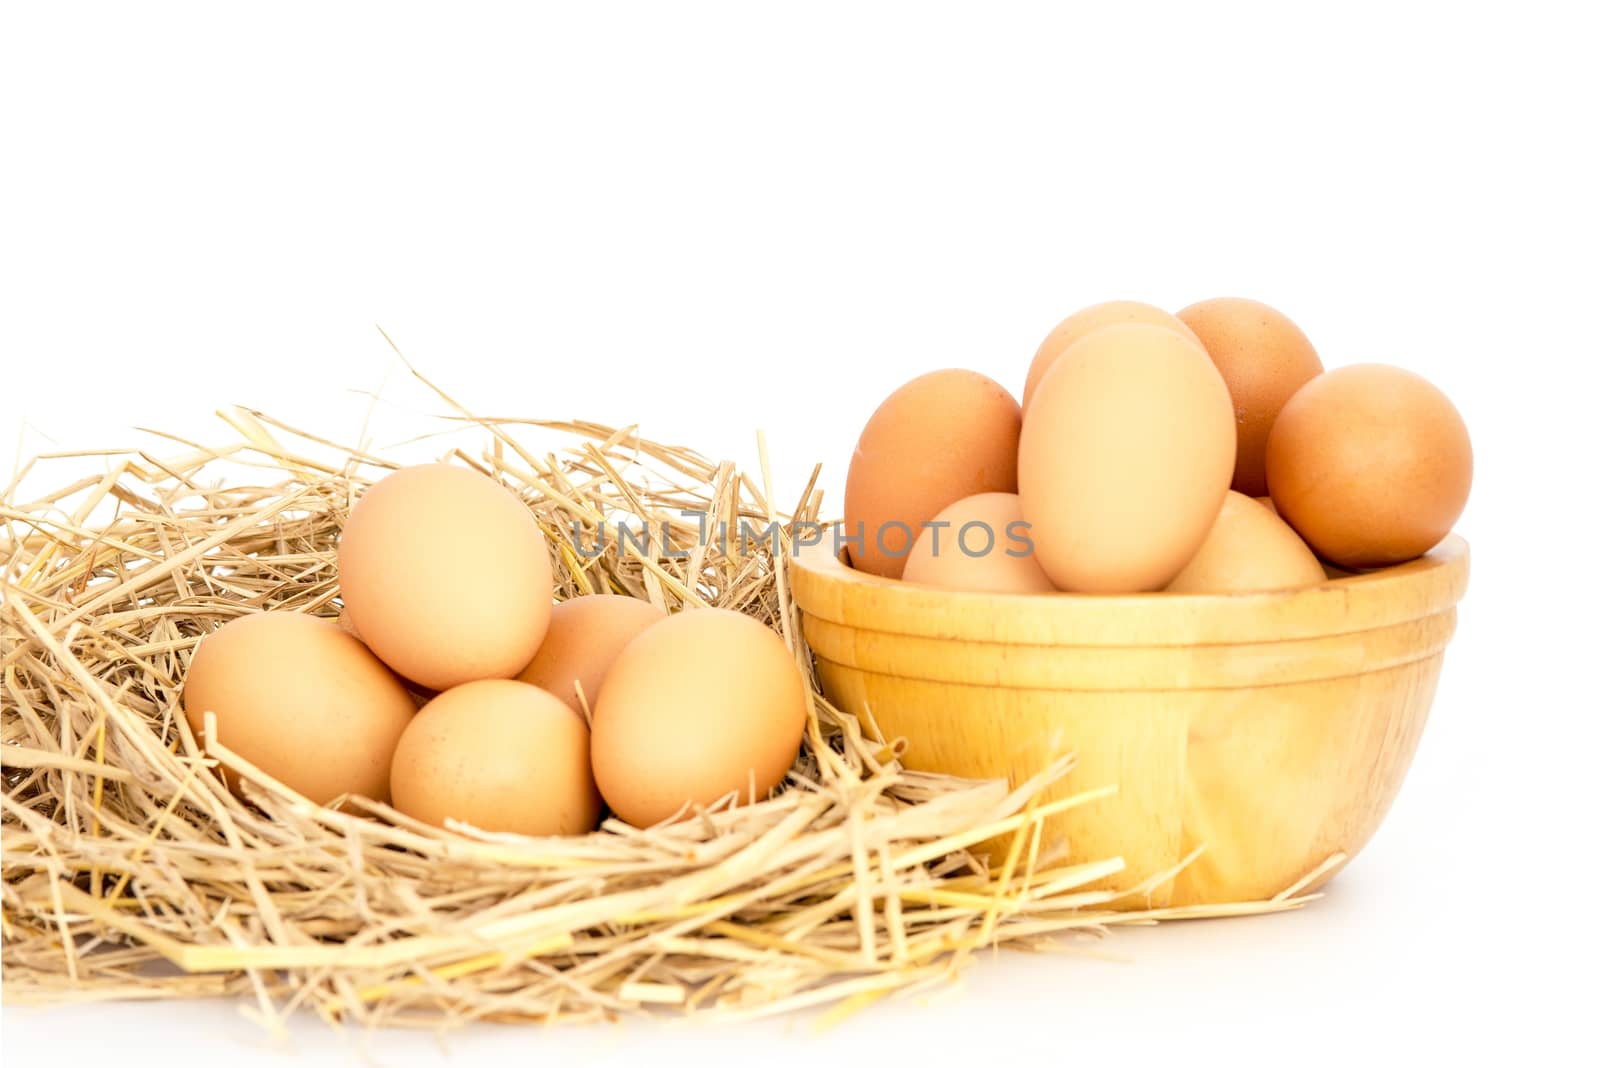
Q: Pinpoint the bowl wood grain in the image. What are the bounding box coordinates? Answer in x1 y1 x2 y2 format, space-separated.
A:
789 535 1469 907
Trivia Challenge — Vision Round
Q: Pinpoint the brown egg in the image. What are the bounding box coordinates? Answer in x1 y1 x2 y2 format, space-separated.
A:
336 608 361 639
335 607 434 707
1018 323 1236 592
338 464 553 691
1023 300 1203 413
517 594 667 714
1177 298 1324 497
843 369 1021 579
1166 492 1325 593
390 679 600 836
181 612 416 805
1266 364 1472 568
902 493 1055 594
591 608 808 827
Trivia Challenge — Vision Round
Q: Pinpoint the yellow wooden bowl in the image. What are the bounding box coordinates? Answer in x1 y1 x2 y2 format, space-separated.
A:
789 535 1469 908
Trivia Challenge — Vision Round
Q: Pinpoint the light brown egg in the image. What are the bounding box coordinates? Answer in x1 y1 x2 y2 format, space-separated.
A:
516 594 667 714
843 369 1021 579
1266 364 1472 569
1166 492 1325 593
1177 298 1324 497
335 607 433 707
338 464 553 691
390 679 600 836
181 612 416 805
1023 300 1203 413
1018 323 1236 592
902 493 1055 594
336 608 361 639
590 608 808 827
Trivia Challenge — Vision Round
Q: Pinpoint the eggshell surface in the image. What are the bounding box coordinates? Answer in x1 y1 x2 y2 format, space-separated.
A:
517 595 667 714
1178 297 1324 496
338 464 553 691
181 612 416 805
336 608 361 640
843 370 1021 579
591 608 808 827
1023 300 1202 413
902 492 1055 594
1266 364 1472 568
1166 491 1325 593
390 679 600 836
1018 323 1236 592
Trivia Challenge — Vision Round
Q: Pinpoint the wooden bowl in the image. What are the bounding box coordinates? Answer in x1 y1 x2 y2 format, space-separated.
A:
789 535 1469 907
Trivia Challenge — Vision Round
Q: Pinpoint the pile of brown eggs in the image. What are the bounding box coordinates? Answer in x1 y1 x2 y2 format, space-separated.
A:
844 298 1474 593
182 465 808 831
184 300 1472 825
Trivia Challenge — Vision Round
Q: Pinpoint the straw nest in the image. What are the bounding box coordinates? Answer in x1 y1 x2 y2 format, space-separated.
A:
1 387 1313 1031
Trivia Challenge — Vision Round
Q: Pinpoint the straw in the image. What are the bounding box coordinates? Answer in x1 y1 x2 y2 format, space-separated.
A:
0 392 1319 1028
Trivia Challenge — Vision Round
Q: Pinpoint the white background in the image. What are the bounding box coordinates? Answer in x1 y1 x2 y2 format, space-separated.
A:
3 1 1597 1064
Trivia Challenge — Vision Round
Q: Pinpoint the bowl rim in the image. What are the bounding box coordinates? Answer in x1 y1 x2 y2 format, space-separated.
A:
788 533 1469 646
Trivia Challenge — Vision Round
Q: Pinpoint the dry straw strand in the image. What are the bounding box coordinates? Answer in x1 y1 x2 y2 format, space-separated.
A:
1 394 1318 1028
